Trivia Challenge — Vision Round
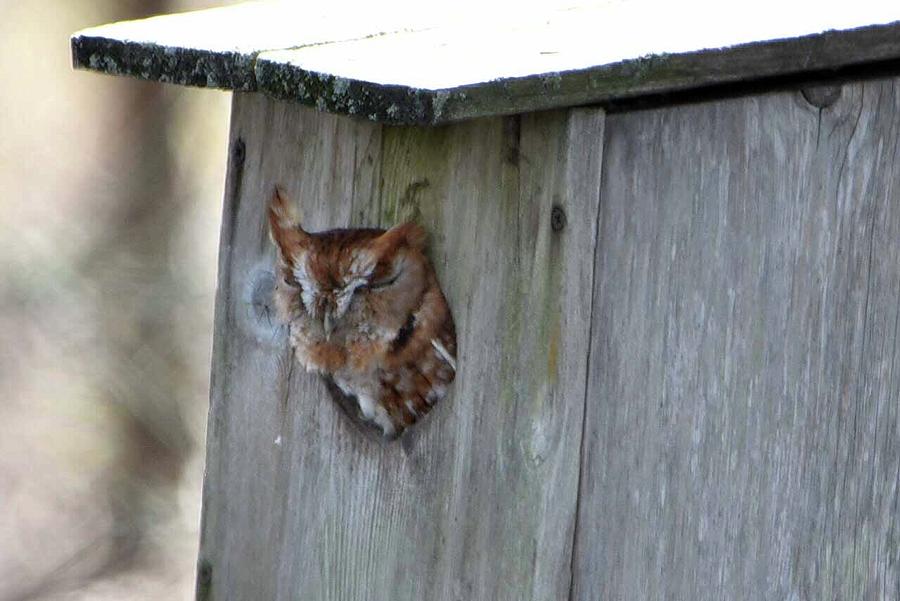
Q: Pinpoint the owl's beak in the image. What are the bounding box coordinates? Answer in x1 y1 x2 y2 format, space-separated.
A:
323 310 335 340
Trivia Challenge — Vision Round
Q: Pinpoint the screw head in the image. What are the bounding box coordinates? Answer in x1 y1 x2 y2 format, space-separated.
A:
551 205 567 232
801 84 842 109
198 563 212 586
231 137 246 165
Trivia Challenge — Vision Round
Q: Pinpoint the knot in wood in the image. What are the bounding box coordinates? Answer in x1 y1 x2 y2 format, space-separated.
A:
250 270 276 324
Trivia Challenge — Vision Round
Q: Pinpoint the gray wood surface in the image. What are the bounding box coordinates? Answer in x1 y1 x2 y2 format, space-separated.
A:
197 92 605 600
572 79 900 599
72 1 900 124
198 92 384 601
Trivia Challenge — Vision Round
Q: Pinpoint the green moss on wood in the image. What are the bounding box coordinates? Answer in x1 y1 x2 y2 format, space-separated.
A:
71 35 257 90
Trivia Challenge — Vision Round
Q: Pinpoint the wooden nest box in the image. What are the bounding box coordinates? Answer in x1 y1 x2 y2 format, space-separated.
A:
73 3 900 599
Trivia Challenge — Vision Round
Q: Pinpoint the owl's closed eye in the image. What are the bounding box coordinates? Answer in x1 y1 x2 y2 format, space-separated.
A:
268 187 457 439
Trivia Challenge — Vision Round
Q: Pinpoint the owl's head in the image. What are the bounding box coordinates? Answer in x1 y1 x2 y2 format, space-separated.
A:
268 187 430 340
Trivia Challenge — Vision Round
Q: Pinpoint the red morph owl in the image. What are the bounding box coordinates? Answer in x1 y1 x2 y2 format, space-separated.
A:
268 187 457 439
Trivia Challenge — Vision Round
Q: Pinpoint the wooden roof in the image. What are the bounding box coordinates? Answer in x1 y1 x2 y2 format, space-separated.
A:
72 0 900 125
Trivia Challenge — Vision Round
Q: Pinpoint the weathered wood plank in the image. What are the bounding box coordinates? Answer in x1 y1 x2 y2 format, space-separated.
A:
73 1 900 124
197 94 604 600
255 7 900 124
70 0 445 91
197 92 383 600
573 78 900 599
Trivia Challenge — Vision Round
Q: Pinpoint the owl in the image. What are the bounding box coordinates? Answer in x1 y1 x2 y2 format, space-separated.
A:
268 187 457 439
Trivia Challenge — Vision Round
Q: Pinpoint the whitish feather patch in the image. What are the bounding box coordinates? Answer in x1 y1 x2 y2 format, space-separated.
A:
293 258 319 311
431 339 457 371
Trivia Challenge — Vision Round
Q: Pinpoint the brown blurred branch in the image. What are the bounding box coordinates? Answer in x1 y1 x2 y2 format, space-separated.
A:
3 0 205 599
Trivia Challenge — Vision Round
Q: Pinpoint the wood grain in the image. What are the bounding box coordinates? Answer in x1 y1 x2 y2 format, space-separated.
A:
572 78 900 600
197 92 383 600
196 94 605 600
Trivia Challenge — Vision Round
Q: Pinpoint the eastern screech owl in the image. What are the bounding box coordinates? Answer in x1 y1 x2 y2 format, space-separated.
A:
268 187 457 439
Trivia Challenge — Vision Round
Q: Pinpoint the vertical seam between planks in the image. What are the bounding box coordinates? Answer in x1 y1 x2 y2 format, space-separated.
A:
376 125 386 227
566 109 607 601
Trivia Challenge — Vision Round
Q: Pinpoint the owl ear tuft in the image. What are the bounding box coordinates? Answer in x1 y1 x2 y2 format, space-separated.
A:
375 222 427 255
268 186 309 264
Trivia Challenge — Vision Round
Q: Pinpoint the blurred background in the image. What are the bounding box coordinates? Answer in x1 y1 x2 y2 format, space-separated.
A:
0 1 240 598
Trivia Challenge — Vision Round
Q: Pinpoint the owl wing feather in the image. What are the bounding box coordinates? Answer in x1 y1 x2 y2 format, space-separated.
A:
376 307 456 437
